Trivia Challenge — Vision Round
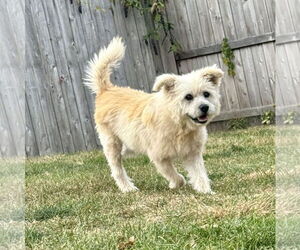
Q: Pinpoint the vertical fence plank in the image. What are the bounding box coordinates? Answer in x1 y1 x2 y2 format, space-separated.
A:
42 0 88 151
133 10 157 91
0 0 25 157
184 0 204 49
251 45 274 105
264 0 275 32
216 0 240 110
276 45 298 106
53 0 98 150
25 98 39 157
206 54 230 112
227 0 253 109
287 0 300 32
25 87 52 156
28 0 76 154
239 47 263 107
111 1 140 89
283 42 300 103
206 0 226 44
0 96 16 157
123 8 152 92
204 0 230 112
171 0 192 50
99 0 129 85
61 0 100 150
26 7 63 154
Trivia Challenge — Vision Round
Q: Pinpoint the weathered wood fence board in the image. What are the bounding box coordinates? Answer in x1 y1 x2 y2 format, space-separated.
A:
0 0 25 157
1 0 299 156
276 0 300 107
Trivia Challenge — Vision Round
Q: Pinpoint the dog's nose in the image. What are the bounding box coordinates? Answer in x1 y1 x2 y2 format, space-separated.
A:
199 104 209 113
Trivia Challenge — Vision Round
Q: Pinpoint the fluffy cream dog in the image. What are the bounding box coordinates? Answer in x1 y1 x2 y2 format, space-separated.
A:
84 37 224 193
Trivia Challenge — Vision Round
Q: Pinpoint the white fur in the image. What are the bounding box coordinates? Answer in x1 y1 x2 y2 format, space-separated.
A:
85 37 224 193
84 37 125 94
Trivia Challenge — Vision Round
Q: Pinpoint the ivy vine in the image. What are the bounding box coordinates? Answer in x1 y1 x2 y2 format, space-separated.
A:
120 0 182 53
221 38 236 77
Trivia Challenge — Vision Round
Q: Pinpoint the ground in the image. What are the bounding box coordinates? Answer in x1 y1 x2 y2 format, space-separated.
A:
26 126 275 249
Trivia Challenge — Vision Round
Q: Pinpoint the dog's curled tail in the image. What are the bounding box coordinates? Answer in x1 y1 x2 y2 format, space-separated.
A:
84 37 125 94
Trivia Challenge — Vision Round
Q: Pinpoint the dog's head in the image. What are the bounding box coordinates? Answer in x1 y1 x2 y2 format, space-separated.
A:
152 65 224 127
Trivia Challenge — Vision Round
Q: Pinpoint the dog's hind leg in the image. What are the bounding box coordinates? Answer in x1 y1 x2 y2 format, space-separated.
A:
98 129 138 192
152 158 186 189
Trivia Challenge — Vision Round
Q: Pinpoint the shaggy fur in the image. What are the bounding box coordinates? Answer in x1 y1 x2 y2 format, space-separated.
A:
84 37 224 193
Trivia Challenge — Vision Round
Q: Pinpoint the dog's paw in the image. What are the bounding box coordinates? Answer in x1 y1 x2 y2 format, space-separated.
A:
118 180 139 193
200 189 215 195
192 181 213 194
194 187 214 194
169 174 186 189
120 184 139 193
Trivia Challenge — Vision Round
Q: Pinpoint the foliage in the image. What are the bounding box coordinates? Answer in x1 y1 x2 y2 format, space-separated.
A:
261 110 275 125
283 111 297 125
228 117 249 130
221 38 236 77
25 126 275 249
120 0 182 53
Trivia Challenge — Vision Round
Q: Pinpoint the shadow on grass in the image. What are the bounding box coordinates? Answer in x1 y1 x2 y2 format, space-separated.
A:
27 204 75 222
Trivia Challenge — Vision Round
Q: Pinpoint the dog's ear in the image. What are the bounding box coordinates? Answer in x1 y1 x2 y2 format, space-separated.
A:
152 74 177 92
200 65 224 85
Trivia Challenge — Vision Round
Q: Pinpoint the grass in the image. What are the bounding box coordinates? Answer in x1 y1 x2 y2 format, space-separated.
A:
0 159 24 249
276 125 300 248
26 126 275 249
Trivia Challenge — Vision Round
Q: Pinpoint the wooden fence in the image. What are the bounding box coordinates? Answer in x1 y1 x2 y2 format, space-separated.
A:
276 0 300 109
0 0 25 157
1 0 299 156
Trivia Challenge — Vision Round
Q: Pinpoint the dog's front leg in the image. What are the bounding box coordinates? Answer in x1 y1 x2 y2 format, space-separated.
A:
183 154 213 194
152 158 186 189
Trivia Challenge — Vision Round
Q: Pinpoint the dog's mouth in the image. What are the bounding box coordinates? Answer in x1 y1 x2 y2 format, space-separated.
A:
187 114 208 124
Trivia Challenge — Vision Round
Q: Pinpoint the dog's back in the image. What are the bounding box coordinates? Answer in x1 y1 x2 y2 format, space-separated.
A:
94 86 153 124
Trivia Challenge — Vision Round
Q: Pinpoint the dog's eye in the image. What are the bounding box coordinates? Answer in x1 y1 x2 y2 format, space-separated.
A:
185 94 194 101
203 91 210 98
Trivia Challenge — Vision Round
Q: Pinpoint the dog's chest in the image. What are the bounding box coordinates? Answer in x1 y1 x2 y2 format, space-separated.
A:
176 132 202 156
158 129 204 158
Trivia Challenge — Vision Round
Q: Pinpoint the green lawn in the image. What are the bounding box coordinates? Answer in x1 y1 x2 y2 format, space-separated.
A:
26 126 275 249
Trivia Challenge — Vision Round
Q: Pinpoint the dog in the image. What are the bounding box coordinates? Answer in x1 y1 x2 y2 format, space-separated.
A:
84 37 224 193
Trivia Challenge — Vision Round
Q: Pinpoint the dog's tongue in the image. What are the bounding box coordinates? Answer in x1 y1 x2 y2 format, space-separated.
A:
198 114 208 121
